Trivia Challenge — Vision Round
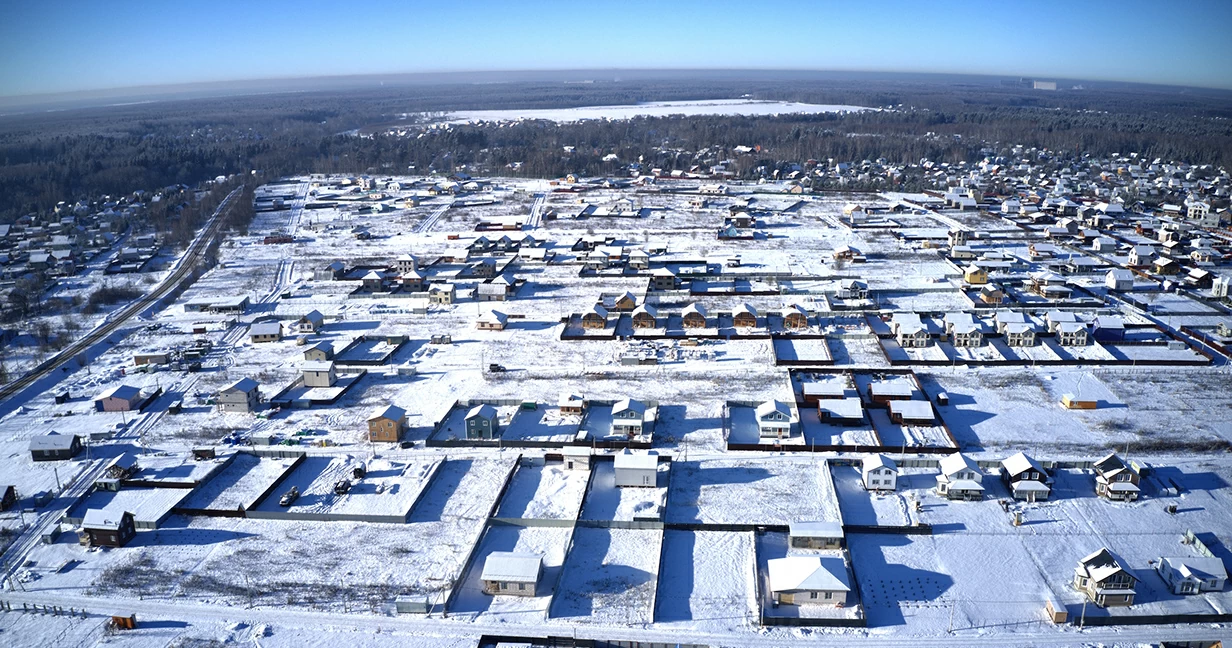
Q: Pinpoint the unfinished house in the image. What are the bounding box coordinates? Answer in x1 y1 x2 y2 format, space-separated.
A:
732 303 758 328
631 304 659 329
218 377 260 413
782 304 810 329
682 303 708 329
581 304 609 329
367 404 407 443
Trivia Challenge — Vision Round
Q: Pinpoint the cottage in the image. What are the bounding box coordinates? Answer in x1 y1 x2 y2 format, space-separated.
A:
935 453 984 500
1092 316 1125 342
1127 245 1156 267
1074 548 1137 607
465 404 498 439
613 449 658 487
862 454 898 491
581 304 609 329
218 377 260 413
1156 556 1228 595
789 521 845 550
303 341 334 362
249 321 283 343
611 398 648 438
1105 269 1134 291
392 254 418 274
476 310 508 331
1000 452 1051 502
558 393 585 415
892 312 929 347
29 432 82 461
782 304 810 329
888 400 935 425
963 264 988 285
650 268 678 291
869 379 915 405
296 310 324 334
1045 310 1078 333
302 361 337 388
1093 453 1140 501
367 404 406 443
94 384 142 412
1004 322 1038 347
733 303 758 328
681 303 708 329
948 320 983 347
755 400 792 439
81 509 137 548
767 556 851 607
361 270 386 292
979 285 1005 304
481 552 543 597
429 284 456 305
1056 322 1089 346
631 304 659 329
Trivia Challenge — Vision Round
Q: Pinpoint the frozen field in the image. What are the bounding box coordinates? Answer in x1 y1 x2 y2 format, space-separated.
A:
666 456 841 525
434 99 874 124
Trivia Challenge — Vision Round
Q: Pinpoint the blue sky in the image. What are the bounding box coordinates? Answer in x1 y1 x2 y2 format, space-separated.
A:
2 0 1231 96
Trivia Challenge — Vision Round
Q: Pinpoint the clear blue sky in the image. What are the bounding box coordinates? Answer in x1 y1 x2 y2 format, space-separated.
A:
2 0 1231 96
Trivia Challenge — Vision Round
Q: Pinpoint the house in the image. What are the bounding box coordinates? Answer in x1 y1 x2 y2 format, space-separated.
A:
0 485 16 511
836 279 868 300
561 446 591 471
611 398 648 438
767 556 851 607
94 384 142 412
361 270 386 292
1092 316 1125 342
296 310 324 334
862 454 898 491
979 285 1006 304
476 310 508 331
612 291 638 311
789 521 845 550
1153 257 1179 275
1156 556 1228 595
833 245 861 261
613 449 658 487
400 269 427 292
755 400 792 439
1056 322 1089 346
302 361 337 388
249 321 282 343
891 312 929 348
1074 548 1137 607
817 398 864 424
935 452 984 500
367 404 406 443
465 404 498 439
1000 452 1051 502
29 432 82 461
429 284 455 305
733 303 758 328
581 304 609 329
1029 242 1058 259
81 509 137 548
558 393 585 415
218 377 260 413
949 321 983 348
1045 310 1078 333
1185 268 1213 289
392 254 418 274
869 379 915 405
1093 453 1140 501
1106 269 1134 291
681 303 708 329
1128 245 1156 267
964 264 988 285
888 400 935 425
303 341 334 362
1004 322 1038 347
651 268 678 291
950 245 976 260
631 304 659 329
782 304 809 329
628 249 650 270
481 552 543 597
315 261 346 281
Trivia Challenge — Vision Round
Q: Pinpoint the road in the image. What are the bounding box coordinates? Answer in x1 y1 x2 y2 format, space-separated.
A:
0 186 244 405
414 198 453 234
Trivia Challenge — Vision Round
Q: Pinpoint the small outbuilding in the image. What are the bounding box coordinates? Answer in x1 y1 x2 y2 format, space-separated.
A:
613 449 658 487
789 521 845 550
94 385 142 412
29 432 83 462
481 551 544 597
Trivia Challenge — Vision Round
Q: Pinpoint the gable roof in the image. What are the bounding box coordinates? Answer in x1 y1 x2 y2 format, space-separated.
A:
939 453 980 478
767 556 851 593
481 552 542 583
1001 451 1044 478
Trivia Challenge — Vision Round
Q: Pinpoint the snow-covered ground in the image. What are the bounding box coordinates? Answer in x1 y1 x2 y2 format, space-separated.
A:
430 99 874 124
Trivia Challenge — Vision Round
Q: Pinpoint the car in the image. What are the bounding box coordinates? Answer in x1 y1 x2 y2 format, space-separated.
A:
488 363 507 373
279 486 299 507
333 479 351 495
399 440 414 449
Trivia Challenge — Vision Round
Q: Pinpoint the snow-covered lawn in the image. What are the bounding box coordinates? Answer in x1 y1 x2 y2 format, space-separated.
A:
551 527 662 625
495 460 588 520
579 460 667 522
665 456 841 526
656 530 757 630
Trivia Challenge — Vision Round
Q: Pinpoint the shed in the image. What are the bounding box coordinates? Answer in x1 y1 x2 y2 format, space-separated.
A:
29 433 83 462
789 521 845 550
613 450 658 488
481 551 544 597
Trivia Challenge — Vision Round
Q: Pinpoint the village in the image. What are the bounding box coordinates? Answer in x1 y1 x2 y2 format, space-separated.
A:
2 156 1232 647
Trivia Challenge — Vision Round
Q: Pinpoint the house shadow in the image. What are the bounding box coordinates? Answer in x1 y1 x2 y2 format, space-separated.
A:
652 404 720 446
508 321 557 331
666 461 773 524
325 320 381 333
554 530 652 619
934 404 995 452
495 463 543 518
409 459 472 522
133 528 256 547
654 531 697 622
849 534 954 627
833 465 879 526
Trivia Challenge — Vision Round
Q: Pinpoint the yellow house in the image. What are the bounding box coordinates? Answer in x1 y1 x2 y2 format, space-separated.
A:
963 264 988 285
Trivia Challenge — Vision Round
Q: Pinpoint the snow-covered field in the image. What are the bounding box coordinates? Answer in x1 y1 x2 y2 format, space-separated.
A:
432 99 874 124
665 456 841 526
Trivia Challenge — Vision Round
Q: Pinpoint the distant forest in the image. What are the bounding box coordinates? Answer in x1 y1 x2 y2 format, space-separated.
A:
2 77 1231 222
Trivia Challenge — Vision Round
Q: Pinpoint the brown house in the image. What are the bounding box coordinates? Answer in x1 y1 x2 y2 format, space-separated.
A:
82 509 136 548
367 404 407 443
631 304 659 329
682 303 708 329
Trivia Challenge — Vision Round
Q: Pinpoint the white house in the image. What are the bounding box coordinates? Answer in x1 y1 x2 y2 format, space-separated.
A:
936 452 984 500
1156 556 1227 595
755 400 792 439
481 552 544 597
862 454 898 491
767 556 851 607
611 398 648 438
613 449 658 487
1106 269 1134 291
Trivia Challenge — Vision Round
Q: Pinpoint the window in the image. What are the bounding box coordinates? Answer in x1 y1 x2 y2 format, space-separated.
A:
824 592 833 600
809 592 818 599
519 583 526 591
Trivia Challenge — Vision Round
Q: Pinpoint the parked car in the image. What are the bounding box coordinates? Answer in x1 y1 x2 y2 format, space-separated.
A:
279 486 299 507
333 479 351 495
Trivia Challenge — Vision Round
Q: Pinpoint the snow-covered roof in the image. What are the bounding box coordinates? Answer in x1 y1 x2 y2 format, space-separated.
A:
96 384 140 402
466 404 496 421
790 521 844 539
1160 556 1228 582
863 454 897 474
369 404 405 422
755 400 789 420
613 398 646 416
946 479 985 492
558 393 585 408
613 449 658 471
29 432 78 452
221 377 259 394
889 400 934 422
683 303 708 318
939 453 980 478
249 321 282 336
480 552 542 583
477 310 508 325
82 508 129 531
870 380 914 398
767 556 850 594
302 361 335 373
632 304 658 318
1001 452 1044 478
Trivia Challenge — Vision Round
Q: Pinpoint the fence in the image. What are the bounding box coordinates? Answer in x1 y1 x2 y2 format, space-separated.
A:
442 455 523 614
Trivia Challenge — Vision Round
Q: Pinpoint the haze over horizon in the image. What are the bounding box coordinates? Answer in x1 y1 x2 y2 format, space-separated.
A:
3 0 1231 99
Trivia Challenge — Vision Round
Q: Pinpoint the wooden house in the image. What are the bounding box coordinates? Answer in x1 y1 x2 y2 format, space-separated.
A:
888 400 935 425
782 304 809 329
465 404 498 439
869 379 914 405
612 291 638 311
218 377 260 413
558 393 585 415
82 509 136 548
1073 548 1137 607
29 433 82 462
732 303 758 328
631 304 659 329
963 264 988 285
581 304 609 329
367 404 406 443
1000 452 1051 502
789 521 844 550
682 303 708 329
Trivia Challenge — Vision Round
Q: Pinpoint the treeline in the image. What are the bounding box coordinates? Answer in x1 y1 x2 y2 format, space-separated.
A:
2 78 1230 222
